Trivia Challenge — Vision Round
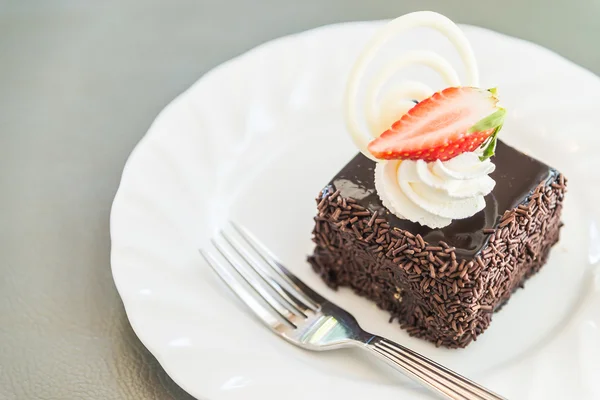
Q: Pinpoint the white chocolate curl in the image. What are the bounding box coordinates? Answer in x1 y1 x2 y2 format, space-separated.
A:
344 12 497 228
344 11 480 160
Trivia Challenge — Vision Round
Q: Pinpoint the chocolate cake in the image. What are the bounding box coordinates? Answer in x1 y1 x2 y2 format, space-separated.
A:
307 11 567 348
308 141 566 348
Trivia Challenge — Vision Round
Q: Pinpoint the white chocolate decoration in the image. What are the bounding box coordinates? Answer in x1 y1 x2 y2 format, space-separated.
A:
344 11 480 160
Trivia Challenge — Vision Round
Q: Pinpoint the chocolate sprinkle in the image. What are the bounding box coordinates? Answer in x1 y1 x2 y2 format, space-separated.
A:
308 173 567 348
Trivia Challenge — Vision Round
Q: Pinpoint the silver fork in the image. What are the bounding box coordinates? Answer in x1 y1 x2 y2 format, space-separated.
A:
200 222 506 400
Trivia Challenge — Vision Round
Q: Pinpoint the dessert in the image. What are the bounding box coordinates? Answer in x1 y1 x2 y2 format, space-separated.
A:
308 12 567 348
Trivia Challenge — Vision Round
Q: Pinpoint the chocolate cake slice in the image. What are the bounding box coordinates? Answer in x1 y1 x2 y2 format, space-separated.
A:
308 141 566 348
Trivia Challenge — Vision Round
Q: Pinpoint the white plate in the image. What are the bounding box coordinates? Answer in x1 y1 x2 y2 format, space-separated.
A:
110 21 600 400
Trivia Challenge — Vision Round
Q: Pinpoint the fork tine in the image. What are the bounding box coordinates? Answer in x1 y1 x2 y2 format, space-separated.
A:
210 237 299 326
221 228 311 316
199 249 286 330
231 222 322 309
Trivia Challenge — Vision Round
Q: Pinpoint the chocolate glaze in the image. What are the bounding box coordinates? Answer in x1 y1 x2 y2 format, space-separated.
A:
329 141 557 258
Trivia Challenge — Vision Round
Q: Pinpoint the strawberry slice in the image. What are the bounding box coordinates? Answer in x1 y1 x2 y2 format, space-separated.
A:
367 87 505 162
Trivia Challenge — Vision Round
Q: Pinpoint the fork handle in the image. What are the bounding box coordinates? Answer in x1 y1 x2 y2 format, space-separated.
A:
364 336 506 400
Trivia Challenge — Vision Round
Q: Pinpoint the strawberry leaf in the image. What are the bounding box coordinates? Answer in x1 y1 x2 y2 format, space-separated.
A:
471 107 506 161
479 123 503 161
468 108 506 134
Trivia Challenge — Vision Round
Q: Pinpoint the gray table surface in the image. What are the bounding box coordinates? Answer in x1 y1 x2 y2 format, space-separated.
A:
1 1 598 399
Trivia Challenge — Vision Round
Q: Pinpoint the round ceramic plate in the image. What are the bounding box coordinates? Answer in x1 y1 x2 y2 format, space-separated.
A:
110 21 600 400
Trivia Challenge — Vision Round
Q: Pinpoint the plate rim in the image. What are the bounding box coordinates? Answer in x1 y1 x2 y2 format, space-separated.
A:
110 19 600 400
